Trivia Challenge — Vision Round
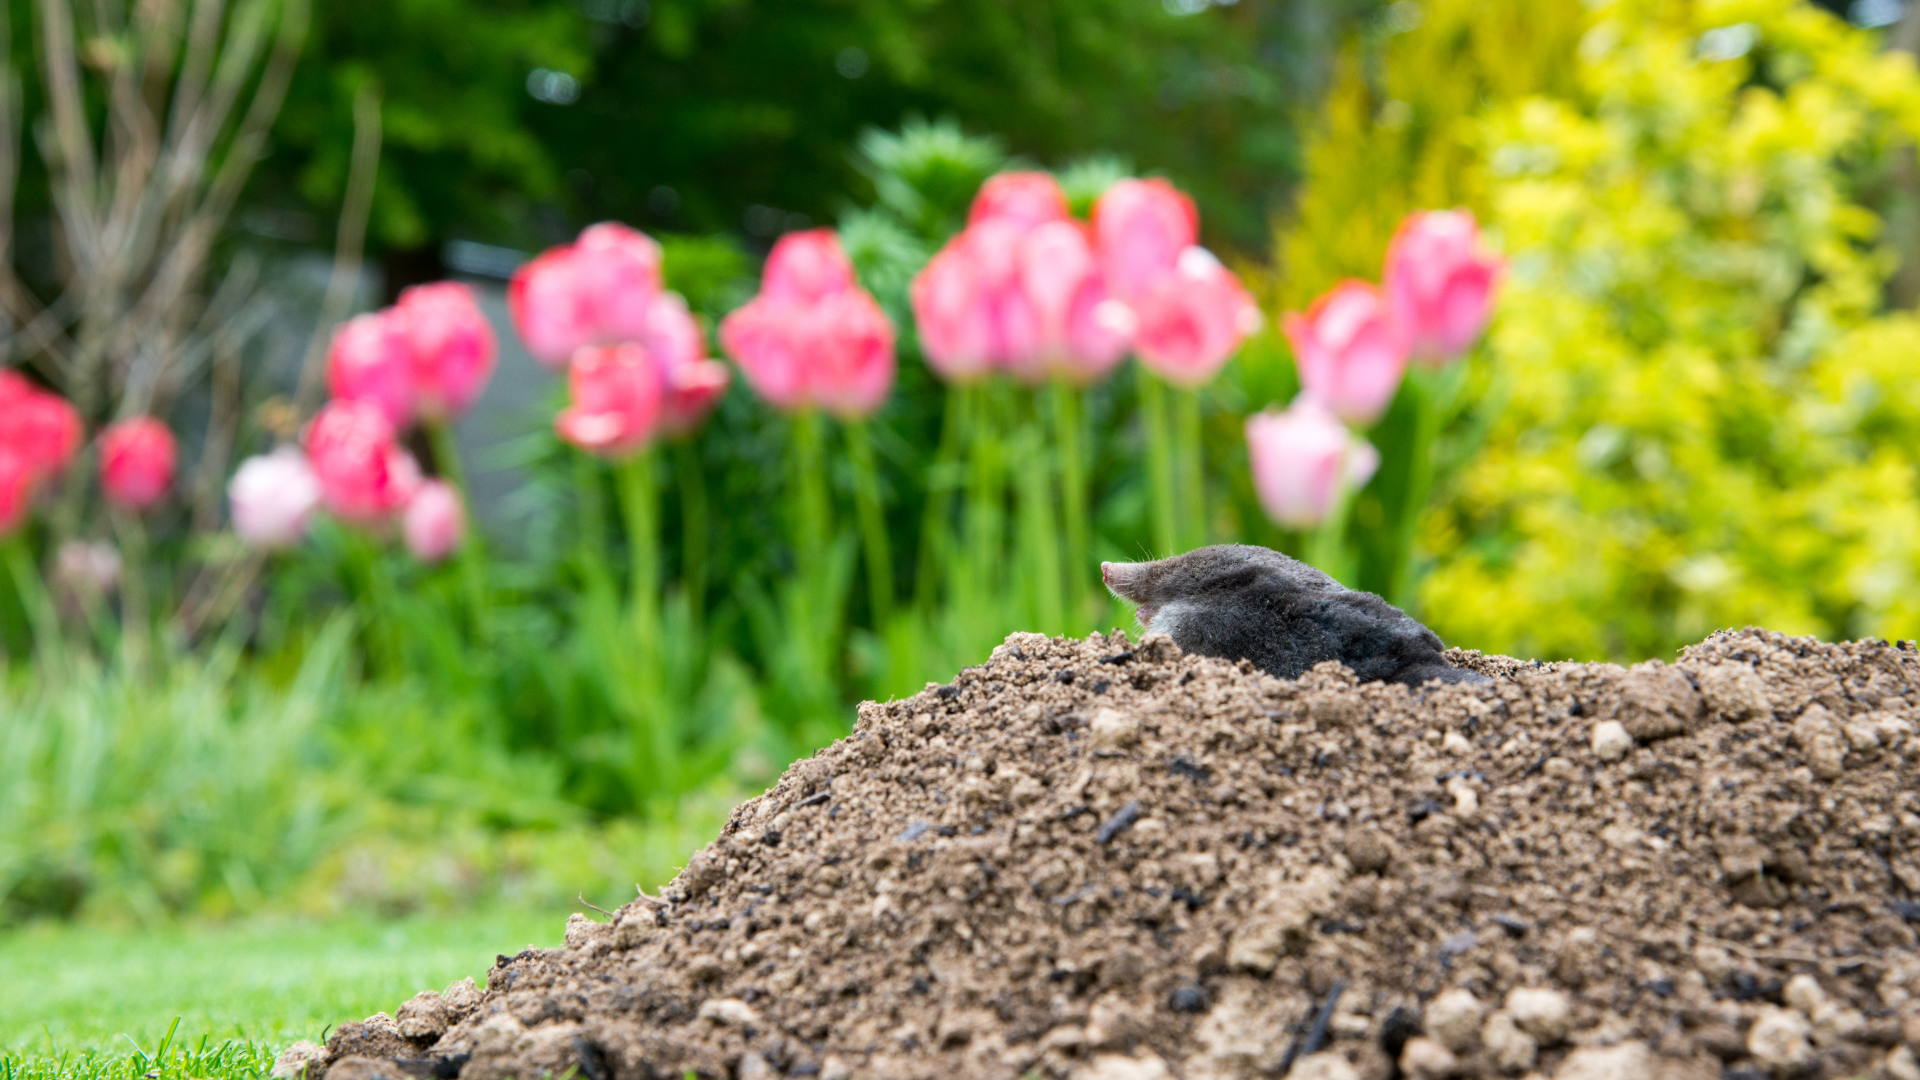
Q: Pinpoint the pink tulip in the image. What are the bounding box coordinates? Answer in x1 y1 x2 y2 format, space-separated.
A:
1384 210 1503 364
1017 220 1132 384
395 282 498 420
555 343 664 458
326 311 415 428
969 171 1070 230
1132 248 1262 388
799 289 897 418
0 445 31 536
228 448 323 548
55 540 121 596
762 229 858 304
644 292 732 435
403 480 465 562
0 371 83 480
1093 178 1198 304
908 220 1040 382
98 418 177 511
723 230 898 416
304 400 421 523
1282 279 1410 426
1245 396 1380 530
507 222 664 368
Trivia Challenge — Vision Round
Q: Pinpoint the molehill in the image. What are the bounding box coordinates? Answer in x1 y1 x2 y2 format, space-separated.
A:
286 628 1920 1080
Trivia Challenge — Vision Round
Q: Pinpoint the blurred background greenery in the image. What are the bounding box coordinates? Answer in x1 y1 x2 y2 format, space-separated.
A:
7 0 1920 964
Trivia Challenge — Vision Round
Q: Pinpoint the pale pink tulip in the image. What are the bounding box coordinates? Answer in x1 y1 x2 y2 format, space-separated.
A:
507 222 664 368
1093 178 1198 304
644 292 732 435
555 343 664 458
0 372 82 480
719 298 808 410
326 311 416 428
1245 396 1380 530
1132 247 1262 388
1017 220 1131 384
55 540 122 596
98 418 177 511
305 400 421 523
0 445 31 536
403 480 466 562
395 282 498 420
1282 279 1410 426
1384 210 1503 364
228 448 324 548
969 171 1070 230
762 229 857 304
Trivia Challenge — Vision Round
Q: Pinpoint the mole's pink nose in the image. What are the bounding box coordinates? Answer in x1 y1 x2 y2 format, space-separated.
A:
1101 561 1113 585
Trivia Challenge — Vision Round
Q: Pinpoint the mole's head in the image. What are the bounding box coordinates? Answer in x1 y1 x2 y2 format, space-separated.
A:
1102 544 1337 637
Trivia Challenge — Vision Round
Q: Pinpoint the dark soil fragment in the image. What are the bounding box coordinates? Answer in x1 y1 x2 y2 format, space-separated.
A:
294 628 1920 1080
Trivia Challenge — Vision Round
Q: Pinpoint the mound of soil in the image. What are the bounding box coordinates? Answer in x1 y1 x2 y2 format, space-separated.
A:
288 628 1920 1080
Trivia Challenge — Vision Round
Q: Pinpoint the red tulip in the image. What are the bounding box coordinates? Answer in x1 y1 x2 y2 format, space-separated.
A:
326 311 415 428
1384 210 1503 365
762 229 857 304
0 444 32 536
0 372 82 481
1017 220 1132 385
1245 395 1380 529
304 399 421 523
644 292 732 435
969 171 1070 230
1282 280 1410 426
396 282 497 421
1093 178 1198 304
403 479 465 562
508 222 664 368
98 418 178 511
555 343 664 458
1132 248 1262 388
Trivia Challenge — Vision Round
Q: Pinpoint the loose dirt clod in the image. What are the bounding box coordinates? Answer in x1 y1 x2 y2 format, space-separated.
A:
304 628 1920 1080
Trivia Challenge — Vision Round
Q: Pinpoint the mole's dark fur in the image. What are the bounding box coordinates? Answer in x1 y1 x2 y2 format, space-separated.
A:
1102 544 1484 688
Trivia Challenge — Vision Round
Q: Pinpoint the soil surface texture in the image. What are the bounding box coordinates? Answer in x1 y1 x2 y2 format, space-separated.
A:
290 628 1920 1080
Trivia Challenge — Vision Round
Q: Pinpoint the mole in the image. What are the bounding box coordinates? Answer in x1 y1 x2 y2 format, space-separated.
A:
1101 544 1485 688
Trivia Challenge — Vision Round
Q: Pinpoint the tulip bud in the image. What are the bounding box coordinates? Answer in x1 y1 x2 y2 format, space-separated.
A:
1245 396 1380 530
98 418 178 511
228 447 324 548
642 292 731 435
403 479 466 562
908 220 1039 383
1093 177 1198 305
1018 220 1131 385
724 229 898 414
555 343 665 458
507 246 591 368
1282 280 1410 426
326 310 416 428
1132 247 1263 389
305 400 420 524
1384 210 1503 365
396 282 498 421
969 171 1071 230
798 289 897 419
508 222 664 368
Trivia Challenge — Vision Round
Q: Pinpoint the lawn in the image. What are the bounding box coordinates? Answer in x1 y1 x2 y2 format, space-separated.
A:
0 907 566 1080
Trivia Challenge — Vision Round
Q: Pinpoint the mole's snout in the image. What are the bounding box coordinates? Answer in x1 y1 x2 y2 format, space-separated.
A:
1102 560 1147 600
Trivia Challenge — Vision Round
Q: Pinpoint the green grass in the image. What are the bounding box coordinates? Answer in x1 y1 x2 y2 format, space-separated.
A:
0 907 568 1080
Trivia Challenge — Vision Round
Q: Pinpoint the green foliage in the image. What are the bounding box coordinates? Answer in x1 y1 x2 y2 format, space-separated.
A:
1281 0 1920 660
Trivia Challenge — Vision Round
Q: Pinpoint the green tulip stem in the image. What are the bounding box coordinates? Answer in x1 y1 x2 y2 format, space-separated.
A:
843 418 894 628
112 511 151 677
1173 385 1206 552
790 409 832 578
1015 391 1063 633
573 452 612 596
3 532 64 672
1138 370 1179 558
615 449 670 797
912 384 967 611
1049 379 1090 632
426 420 490 642
673 440 709 640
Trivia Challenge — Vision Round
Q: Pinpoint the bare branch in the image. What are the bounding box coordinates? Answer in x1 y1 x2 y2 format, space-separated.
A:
295 81 381 413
